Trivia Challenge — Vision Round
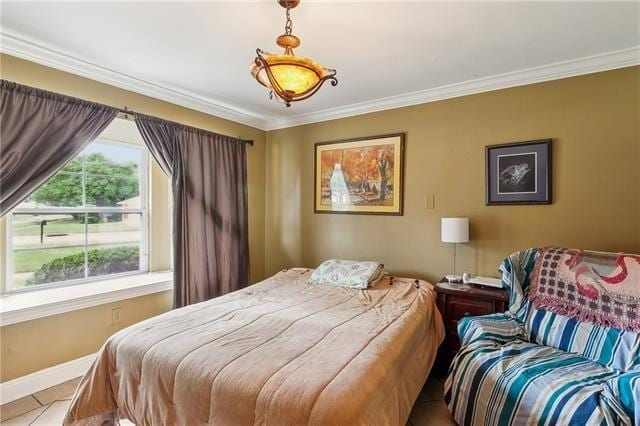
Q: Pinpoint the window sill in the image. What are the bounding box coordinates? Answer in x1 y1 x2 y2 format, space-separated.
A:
0 272 173 326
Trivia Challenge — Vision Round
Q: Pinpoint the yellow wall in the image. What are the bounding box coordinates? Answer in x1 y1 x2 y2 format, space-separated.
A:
1 292 172 381
0 53 267 381
266 67 640 282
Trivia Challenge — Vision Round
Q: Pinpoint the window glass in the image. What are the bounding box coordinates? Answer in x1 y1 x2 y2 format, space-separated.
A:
85 142 142 207
87 213 142 277
11 213 86 289
26 158 84 208
8 139 147 291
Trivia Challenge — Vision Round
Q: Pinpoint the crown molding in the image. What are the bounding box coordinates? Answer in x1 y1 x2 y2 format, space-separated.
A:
0 31 270 130
266 46 640 130
1 30 637 132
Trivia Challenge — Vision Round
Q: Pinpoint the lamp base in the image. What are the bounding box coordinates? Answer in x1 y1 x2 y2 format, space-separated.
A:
445 274 463 283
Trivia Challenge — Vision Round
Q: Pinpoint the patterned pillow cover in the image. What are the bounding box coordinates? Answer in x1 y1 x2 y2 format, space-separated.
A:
308 259 383 289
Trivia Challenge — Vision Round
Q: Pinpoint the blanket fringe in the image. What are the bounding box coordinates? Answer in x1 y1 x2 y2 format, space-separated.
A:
530 293 640 332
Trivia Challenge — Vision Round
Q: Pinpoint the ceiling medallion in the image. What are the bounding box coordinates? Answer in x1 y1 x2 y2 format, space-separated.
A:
250 0 338 107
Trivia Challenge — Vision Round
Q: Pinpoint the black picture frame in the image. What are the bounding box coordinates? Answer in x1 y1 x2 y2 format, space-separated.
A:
485 139 552 205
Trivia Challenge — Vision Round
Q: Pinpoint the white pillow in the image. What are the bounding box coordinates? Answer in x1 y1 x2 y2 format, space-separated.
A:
308 259 383 289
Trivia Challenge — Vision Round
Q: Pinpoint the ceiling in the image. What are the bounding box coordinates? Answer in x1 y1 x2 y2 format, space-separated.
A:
1 1 639 130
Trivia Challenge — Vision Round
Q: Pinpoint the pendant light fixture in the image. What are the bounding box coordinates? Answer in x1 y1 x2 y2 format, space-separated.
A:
250 0 337 107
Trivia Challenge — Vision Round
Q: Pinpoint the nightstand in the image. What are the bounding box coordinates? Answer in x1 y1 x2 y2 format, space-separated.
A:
434 278 508 375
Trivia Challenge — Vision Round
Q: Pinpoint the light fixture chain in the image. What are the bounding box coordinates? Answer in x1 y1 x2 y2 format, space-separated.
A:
285 7 293 35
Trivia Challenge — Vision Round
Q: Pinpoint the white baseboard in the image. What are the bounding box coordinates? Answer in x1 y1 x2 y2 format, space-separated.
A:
0 353 96 404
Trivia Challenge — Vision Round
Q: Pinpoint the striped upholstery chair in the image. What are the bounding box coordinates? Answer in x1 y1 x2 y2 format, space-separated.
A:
445 249 640 426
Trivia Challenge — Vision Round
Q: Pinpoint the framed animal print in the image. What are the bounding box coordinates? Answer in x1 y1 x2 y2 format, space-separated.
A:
314 133 404 215
486 139 552 205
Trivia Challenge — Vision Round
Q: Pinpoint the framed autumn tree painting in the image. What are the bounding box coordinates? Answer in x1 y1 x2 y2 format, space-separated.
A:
314 133 405 215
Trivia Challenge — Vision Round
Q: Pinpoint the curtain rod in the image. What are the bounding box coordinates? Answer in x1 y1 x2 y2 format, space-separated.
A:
116 107 254 146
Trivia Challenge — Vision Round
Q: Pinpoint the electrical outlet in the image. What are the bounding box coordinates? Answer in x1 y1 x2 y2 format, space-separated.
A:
112 307 123 324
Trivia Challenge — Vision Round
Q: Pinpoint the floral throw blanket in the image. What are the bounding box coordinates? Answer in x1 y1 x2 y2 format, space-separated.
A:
530 246 640 332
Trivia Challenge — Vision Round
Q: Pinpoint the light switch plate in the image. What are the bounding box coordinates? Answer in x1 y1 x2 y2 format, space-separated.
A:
425 195 435 209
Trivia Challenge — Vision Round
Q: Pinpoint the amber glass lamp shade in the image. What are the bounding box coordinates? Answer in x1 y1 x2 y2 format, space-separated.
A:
251 53 322 94
250 34 337 107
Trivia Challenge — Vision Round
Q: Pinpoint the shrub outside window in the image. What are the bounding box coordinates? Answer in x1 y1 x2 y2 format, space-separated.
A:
6 139 149 291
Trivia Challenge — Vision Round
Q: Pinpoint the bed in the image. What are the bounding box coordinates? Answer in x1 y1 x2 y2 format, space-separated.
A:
64 268 445 425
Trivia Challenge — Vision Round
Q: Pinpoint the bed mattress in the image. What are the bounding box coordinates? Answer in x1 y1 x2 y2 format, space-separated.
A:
64 268 444 425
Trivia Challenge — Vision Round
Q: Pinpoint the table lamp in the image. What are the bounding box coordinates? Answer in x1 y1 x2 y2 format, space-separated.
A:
441 217 469 283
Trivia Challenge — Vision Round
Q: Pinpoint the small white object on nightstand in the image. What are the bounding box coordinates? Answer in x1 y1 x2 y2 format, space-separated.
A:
468 276 502 288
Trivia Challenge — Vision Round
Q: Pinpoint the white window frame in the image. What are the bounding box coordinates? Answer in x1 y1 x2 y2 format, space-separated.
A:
4 139 149 293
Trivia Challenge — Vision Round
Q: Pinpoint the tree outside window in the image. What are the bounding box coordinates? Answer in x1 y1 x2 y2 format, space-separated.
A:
8 140 148 290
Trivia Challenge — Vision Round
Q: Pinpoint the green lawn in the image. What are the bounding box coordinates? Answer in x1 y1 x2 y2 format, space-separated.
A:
13 243 138 273
13 246 85 272
12 218 139 236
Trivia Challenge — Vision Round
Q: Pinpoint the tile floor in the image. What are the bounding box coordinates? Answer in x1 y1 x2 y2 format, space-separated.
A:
1 378 79 426
408 375 456 426
1 375 454 425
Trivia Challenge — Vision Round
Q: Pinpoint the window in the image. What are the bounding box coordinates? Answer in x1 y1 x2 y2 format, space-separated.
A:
6 139 149 291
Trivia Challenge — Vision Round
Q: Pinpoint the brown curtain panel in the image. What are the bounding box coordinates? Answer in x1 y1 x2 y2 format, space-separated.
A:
0 80 117 216
135 114 250 308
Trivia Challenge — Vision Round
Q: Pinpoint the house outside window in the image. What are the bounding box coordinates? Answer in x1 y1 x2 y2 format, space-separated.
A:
5 139 149 291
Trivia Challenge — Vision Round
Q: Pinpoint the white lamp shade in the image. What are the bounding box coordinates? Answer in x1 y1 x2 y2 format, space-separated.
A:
441 217 469 243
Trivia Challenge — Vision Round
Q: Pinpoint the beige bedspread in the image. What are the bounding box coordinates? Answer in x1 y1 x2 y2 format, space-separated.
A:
64 269 444 426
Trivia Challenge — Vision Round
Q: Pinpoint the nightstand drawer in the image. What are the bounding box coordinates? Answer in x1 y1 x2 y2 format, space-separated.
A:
445 296 494 330
433 279 508 377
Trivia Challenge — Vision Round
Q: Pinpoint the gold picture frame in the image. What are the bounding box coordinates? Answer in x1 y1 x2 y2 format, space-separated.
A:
314 133 405 215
